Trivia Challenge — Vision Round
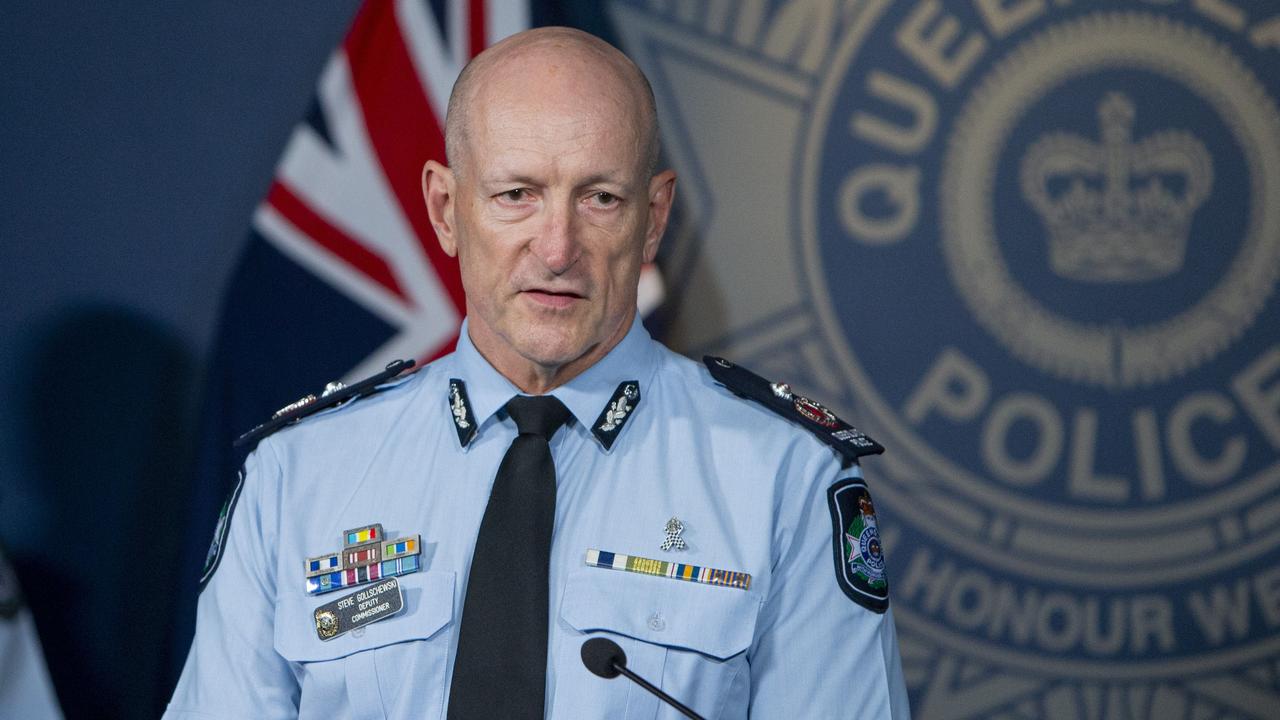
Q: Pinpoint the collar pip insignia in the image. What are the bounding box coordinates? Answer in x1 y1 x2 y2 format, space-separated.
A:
591 381 641 451
448 379 478 447
703 356 885 463
305 523 422 595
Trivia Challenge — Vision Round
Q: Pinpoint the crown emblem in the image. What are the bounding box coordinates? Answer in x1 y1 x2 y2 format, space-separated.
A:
1020 92 1213 283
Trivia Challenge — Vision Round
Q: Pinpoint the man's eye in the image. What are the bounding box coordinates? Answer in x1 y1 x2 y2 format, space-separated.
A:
591 191 618 206
498 188 529 202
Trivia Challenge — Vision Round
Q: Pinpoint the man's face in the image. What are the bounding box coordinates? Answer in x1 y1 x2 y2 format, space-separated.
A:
427 57 674 384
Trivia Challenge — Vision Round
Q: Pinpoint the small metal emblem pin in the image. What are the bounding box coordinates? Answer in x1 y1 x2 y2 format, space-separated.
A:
315 610 339 640
661 517 687 552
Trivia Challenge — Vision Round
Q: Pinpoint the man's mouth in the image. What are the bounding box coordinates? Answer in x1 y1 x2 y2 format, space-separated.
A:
522 288 585 309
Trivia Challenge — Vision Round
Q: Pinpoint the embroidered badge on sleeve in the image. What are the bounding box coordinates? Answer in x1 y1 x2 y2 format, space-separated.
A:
198 466 246 590
827 477 889 613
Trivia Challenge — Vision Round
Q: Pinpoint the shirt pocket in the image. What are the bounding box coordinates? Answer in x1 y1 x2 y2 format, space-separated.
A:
560 567 761 719
274 570 456 720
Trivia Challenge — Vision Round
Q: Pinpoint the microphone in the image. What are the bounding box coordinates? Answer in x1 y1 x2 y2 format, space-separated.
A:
580 637 706 720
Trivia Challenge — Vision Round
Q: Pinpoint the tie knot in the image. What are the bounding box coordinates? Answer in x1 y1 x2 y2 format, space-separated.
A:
505 395 572 439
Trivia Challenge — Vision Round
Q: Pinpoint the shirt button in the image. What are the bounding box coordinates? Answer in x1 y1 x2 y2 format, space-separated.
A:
647 613 666 632
351 627 366 638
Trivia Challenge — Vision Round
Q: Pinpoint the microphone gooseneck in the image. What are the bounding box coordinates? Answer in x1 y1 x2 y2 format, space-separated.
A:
579 637 707 720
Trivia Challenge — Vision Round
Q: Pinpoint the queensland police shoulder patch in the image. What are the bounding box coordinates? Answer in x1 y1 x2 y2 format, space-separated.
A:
827 477 888 613
199 466 246 590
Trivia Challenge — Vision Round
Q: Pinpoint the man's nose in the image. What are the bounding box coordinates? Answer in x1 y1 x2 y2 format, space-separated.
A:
531 199 581 274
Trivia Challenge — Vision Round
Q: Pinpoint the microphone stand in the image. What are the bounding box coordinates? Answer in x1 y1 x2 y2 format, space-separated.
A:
609 659 705 720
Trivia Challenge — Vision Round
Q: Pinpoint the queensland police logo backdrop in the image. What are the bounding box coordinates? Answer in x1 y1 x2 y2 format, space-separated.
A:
613 1 1280 717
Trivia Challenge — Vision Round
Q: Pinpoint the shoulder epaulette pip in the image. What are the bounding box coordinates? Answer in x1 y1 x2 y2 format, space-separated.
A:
234 359 416 448
703 356 884 462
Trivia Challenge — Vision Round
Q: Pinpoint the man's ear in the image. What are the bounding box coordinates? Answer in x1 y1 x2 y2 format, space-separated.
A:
423 160 458 257
642 169 677 263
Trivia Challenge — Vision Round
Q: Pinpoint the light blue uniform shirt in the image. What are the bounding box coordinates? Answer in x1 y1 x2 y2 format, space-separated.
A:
167 317 909 719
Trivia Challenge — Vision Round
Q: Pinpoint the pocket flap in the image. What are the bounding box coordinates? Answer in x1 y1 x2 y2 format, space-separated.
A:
561 566 760 660
274 570 455 662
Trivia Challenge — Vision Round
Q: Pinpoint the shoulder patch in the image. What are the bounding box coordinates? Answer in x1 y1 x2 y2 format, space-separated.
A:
234 359 416 448
199 466 246 590
827 477 889 613
702 356 884 461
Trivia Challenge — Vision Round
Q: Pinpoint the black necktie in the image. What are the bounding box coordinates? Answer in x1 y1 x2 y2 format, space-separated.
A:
448 394 572 719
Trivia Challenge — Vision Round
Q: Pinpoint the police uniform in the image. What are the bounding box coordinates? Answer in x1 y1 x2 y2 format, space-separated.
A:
166 316 910 719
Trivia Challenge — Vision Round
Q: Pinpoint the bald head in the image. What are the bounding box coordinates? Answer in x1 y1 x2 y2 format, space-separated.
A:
444 27 660 179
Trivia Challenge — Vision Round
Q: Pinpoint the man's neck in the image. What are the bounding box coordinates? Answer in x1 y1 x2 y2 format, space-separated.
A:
499 357 589 395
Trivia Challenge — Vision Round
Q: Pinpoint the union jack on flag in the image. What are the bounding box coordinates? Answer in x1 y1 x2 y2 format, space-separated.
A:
260 0 531 382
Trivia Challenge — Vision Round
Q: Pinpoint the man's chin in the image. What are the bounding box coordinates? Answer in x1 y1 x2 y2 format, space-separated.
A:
497 310 630 378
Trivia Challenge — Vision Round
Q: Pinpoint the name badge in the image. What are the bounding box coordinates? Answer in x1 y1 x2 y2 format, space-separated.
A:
313 577 404 640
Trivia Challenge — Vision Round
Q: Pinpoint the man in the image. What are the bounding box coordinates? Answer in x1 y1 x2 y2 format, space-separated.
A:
167 27 908 719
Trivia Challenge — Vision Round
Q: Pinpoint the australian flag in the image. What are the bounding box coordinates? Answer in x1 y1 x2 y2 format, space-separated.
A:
169 0 661 684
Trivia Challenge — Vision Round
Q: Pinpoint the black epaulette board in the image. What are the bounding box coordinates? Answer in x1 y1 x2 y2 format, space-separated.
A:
704 356 884 465
234 359 416 448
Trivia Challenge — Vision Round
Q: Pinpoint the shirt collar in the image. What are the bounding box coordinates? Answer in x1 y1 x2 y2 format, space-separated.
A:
450 315 660 451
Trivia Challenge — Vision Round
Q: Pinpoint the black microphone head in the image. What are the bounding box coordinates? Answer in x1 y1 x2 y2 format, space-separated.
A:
581 637 626 679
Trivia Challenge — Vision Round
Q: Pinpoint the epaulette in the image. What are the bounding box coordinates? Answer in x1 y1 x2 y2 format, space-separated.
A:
703 356 884 462
234 359 416 448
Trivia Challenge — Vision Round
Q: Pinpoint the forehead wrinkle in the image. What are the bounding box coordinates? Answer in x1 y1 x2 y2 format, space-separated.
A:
470 95 641 188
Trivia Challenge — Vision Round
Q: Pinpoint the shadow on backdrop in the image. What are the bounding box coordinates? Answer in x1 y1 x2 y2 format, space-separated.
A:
12 306 197 719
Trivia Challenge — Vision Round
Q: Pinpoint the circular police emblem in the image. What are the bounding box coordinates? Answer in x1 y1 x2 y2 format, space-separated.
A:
849 493 887 583
942 14 1280 389
855 528 885 579
791 1 1280 716
616 0 1280 712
